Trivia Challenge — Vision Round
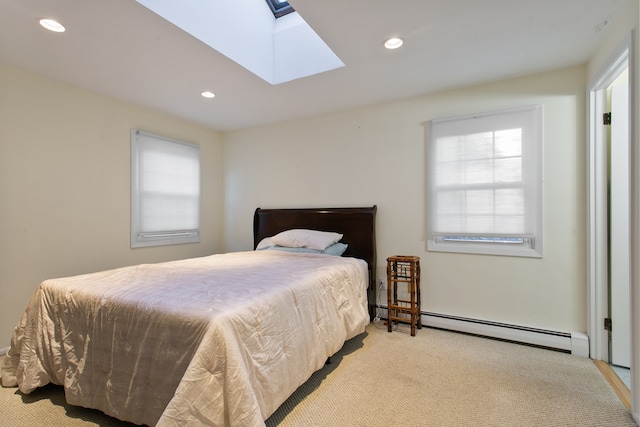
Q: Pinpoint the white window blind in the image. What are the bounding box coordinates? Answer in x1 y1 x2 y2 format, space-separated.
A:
427 105 543 257
131 130 201 247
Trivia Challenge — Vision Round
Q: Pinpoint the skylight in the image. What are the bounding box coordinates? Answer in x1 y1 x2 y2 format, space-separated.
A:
265 0 295 18
136 0 344 85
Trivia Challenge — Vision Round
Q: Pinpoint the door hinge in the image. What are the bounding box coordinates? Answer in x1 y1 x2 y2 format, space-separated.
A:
603 112 612 125
604 317 612 331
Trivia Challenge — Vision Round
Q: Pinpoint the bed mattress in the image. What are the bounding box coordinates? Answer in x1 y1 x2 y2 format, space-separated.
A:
1 250 369 426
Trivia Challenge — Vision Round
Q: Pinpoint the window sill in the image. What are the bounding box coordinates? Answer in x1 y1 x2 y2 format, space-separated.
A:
427 240 543 258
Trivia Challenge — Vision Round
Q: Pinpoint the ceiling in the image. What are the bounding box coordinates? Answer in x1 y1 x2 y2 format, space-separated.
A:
0 0 630 131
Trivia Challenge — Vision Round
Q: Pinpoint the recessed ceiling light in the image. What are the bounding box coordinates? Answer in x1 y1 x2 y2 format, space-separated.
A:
384 37 403 50
38 18 65 33
201 91 216 99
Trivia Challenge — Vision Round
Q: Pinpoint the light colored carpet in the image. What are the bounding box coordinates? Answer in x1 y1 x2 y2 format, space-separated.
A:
1 323 636 426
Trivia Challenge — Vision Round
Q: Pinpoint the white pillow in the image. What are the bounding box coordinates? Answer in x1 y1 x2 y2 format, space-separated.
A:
270 229 343 251
256 237 274 250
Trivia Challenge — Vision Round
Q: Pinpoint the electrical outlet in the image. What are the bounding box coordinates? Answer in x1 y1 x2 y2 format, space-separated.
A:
378 279 385 289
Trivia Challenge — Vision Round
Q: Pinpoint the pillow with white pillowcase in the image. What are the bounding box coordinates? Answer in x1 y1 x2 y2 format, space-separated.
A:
270 229 344 251
256 239 348 256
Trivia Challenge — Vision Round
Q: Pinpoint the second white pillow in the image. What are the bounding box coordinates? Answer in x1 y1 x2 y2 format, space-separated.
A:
271 229 343 251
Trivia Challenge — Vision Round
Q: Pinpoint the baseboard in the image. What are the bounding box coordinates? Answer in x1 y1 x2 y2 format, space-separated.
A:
0 347 8 356
570 332 589 357
377 307 589 357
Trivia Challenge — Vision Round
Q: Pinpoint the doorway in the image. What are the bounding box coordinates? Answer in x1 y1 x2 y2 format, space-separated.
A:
609 69 631 371
587 36 631 381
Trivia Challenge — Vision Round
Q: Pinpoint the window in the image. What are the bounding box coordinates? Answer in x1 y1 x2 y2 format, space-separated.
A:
427 105 543 257
265 0 295 18
131 130 201 248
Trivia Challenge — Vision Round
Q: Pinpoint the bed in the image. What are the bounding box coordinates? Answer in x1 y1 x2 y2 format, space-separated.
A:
1 206 377 426
253 206 377 318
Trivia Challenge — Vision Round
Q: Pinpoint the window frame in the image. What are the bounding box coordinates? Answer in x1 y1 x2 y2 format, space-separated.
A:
426 105 543 258
265 0 295 18
131 129 201 248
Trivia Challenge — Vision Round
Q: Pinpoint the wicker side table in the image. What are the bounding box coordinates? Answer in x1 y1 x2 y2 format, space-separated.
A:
386 255 421 336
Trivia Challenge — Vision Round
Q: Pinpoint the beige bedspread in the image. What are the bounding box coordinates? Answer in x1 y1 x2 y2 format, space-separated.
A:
0 250 369 426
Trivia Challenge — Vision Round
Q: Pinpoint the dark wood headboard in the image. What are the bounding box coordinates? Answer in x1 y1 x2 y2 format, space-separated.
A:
253 206 377 319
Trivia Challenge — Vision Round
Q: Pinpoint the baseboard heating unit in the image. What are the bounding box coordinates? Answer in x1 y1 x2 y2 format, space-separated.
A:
378 308 589 357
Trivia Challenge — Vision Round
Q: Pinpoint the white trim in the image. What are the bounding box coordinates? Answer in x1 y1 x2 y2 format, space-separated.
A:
587 30 638 419
422 314 571 351
381 308 588 356
586 34 631 361
570 332 590 358
627 27 639 422
0 347 8 356
587 85 611 361
428 238 541 258
424 313 572 352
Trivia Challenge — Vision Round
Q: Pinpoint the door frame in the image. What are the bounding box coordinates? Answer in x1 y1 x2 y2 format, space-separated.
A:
587 31 637 419
610 77 631 367
587 34 630 362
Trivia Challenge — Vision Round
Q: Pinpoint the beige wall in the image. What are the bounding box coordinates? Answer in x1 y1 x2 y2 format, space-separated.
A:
0 64 223 347
223 66 587 333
